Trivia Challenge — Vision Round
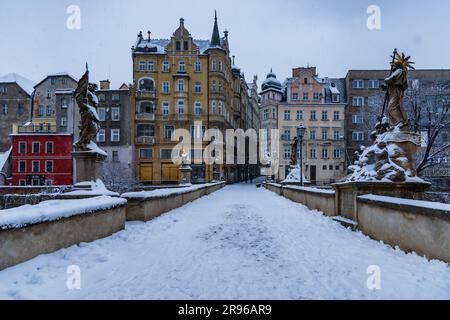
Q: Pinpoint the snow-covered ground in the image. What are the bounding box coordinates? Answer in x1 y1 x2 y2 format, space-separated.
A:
0 184 449 300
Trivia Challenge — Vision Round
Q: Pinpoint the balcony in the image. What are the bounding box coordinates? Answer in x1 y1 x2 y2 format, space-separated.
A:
135 90 156 99
135 113 155 121
135 136 155 145
17 124 56 134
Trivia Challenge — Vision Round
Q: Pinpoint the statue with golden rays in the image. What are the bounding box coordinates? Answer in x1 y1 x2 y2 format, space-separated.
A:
381 52 415 130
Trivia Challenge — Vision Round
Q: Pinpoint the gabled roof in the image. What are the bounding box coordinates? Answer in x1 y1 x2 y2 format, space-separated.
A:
0 73 35 96
34 72 78 89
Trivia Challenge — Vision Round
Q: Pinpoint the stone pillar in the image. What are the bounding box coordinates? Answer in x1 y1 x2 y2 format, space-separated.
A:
73 151 107 184
179 165 192 185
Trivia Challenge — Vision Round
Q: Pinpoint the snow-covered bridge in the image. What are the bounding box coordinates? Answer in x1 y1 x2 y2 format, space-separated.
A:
0 184 449 299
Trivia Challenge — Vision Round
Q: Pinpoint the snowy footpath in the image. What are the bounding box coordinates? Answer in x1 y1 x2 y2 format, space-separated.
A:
1 184 449 300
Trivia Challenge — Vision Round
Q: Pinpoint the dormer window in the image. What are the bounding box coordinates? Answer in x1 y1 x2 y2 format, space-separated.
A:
183 41 189 51
304 78 308 84
332 94 340 103
176 41 181 51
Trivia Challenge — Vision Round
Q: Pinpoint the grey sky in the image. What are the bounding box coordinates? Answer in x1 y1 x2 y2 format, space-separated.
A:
1 0 450 88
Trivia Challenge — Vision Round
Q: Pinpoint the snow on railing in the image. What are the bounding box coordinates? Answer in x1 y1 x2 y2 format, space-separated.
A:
267 183 335 195
358 194 450 212
0 196 127 230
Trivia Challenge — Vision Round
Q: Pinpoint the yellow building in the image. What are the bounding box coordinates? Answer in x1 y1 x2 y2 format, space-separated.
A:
132 14 257 185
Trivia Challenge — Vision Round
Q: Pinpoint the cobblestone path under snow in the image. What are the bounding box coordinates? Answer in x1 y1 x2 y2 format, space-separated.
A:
1 184 450 299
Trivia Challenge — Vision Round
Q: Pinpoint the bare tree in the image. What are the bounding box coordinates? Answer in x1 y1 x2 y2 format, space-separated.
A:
103 161 137 194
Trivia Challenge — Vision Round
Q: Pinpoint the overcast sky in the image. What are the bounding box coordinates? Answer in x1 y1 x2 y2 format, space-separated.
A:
1 0 450 88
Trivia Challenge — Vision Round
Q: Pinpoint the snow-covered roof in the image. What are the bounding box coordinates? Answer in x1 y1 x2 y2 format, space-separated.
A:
134 38 213 55
0 148 11 171
0 73 35 96
34 73 78 88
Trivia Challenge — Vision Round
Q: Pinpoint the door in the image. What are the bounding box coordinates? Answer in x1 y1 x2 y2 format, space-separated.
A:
140 164 153 182
162 164 179 183
310 165 317 185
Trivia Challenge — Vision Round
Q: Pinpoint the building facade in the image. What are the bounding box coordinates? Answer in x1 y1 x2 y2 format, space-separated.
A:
9 129 73 186
0 73 35 152
131 14 259 185
96 81 135 191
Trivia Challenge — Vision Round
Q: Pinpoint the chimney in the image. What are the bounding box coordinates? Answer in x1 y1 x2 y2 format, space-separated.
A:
100 80 110 90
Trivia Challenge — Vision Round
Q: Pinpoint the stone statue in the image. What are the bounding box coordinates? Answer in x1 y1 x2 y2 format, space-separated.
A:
348 51 422 183
381 52 415 130
74 65 101 151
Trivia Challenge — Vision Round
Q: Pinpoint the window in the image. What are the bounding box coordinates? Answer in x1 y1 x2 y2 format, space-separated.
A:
47 90 52 99
352 97 364 107
18 160 26 173
304 77 308 84
218 82 223 93
32 161 40 173
332 94 340 103
263 109 269 120
310 110 317 121
310 149 317 159
111 108 120 121
161 149 173 159
177 100 184 114
195 61 202 72
162 81 170 94
353 79 364 89
183 41 189 51
296 110 303 120
111 129 120 142
176 41 181 51
45 161 53 173
212 60 217 71
321 148 329 159
292 93 299 101
147 61 155 72
162 102 170 116
19 180 26 186
368 80 380 89
2 103 8 115
218 101 223 115
334 131 341 140
112 94 120 102
46 142 54 153
139 78 154 92
108 150 118 162
162 61 170 72
97 129 106 142
310 130 316 140
18 103 24 116
313 92 320 101
333 111 340 121
178 79 184 92
284 110 291 120
178 61 186 73
322 130 328 140
284 148 291 160
98 94 105 102
137 124 154 137
195 82 202 94
98 107 106 121
322 111 328 121
32 142 40 154
352 131 364 141
61 117 67 127
212 81 217 92
283 130 291 141
139 61 146 71
140 101 154 114
272 108 276 119
46 105 53 117
140 149 153 159
61 98 69 109
334 149 342 159
195 102 202 116
303 92 309 101
352 114 363 124
164 126 174 139
19 142 26 154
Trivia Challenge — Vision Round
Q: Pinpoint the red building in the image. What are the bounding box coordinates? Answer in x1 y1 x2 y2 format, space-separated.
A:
9 127 73 186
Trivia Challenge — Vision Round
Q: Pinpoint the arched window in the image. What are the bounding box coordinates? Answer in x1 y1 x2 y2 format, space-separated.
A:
139 101 155 114
138 78 155 92
137 124 155 137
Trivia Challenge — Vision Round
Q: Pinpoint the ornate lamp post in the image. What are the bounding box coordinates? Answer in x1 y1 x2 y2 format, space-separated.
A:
297 124 306 186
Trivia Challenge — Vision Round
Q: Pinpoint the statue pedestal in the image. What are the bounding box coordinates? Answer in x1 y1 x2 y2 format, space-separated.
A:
332 181 431 221
179 165 192 186
73 151 106 184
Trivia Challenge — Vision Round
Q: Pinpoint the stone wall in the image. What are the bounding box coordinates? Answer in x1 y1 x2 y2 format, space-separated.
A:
123 182 226 222
0 205 126 270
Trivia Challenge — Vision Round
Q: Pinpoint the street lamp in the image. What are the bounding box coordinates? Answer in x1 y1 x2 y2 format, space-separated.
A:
297 124 306 186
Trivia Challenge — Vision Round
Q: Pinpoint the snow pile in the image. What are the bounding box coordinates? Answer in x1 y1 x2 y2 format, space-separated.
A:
282 165 309 184
0 196 127 230
66 180 119 196
86 141 107 156
122 182 223 199
1 184 449 299
284 185 335 195
359 194 450 212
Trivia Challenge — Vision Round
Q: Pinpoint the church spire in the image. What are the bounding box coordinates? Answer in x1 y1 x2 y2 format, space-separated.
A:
210 10 221 47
